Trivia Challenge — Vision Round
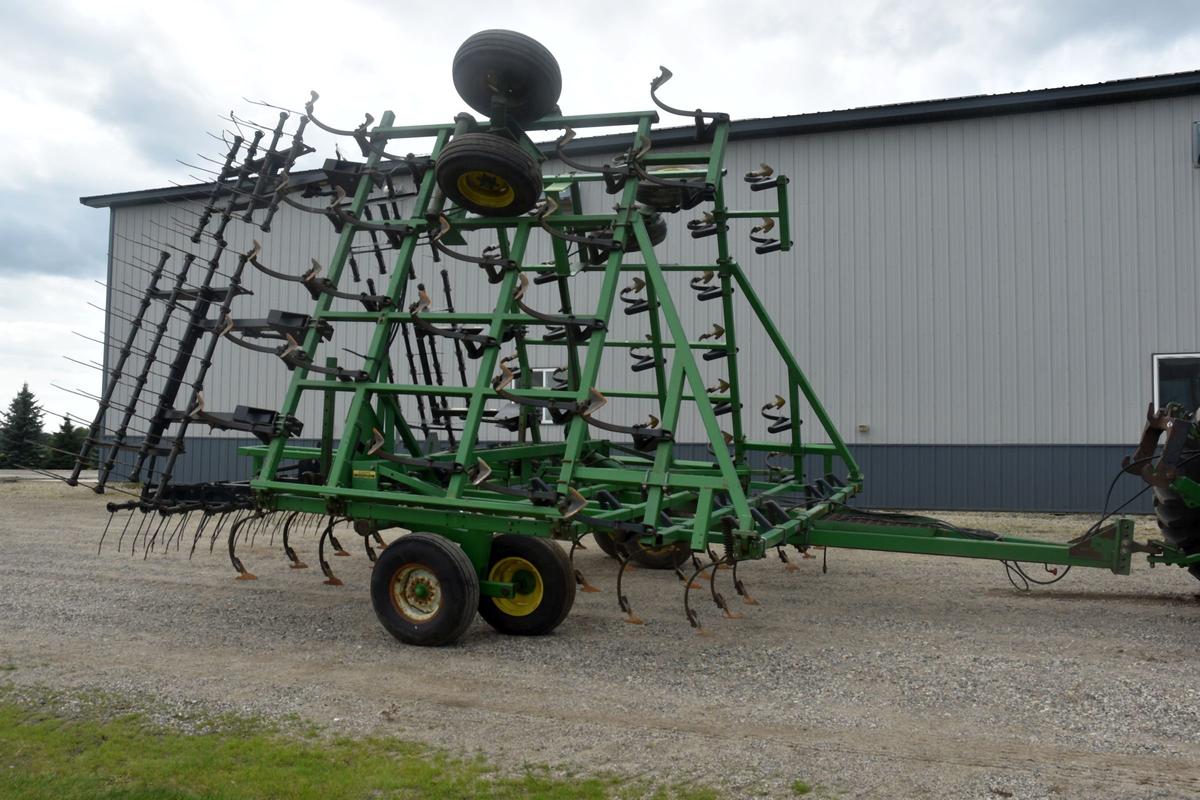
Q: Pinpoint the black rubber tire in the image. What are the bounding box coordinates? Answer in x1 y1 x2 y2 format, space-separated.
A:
584 211 667 265
626 211 668 253
1153 451 1200 582
479 535 575 636
592 530 690 570
452 30 562 124
636 167 700 212
370 533 479 647
592 530 623 559
625 539 692 570
436 133 543 217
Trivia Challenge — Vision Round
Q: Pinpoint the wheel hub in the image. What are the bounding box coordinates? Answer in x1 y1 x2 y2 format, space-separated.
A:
390 563 442 623
488 556 544 617
457 170 515 209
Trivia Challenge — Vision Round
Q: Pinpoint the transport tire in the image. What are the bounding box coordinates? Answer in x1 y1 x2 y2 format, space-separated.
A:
371 533 479 647
626 210 668 252
593 530 691 570
452 30 562 124
592 530 623 559
624 539 692 570
479 535 575 636
436 133 543 217
636 167 703 212
1153 450 1200 582
584 210 667 265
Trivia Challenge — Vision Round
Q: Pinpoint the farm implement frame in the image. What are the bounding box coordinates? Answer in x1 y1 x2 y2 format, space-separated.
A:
61 29 1200 646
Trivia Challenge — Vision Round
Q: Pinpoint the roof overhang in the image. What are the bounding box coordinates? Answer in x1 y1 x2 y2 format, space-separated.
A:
81 69 1200 210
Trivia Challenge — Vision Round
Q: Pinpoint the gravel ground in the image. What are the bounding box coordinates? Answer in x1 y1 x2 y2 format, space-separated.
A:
2 482 1199 799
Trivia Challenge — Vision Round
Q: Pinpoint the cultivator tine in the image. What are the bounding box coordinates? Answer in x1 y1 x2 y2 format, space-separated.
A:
674 563 703 590
568 536 602 593
776 546 801 572
330 520 351 557
731 560 759 606
317 517 344 586
281 511 308 568
615 551 643 625
683 557 723 635
227 512 261 581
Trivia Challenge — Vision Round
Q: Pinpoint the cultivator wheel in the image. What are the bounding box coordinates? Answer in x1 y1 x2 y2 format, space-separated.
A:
435 133 543 216
452 29 562 123
1153 449 1200 581
479 535 575 636
591 531 690 570
625 539 692 570
370 533 480 647
591 531 622 559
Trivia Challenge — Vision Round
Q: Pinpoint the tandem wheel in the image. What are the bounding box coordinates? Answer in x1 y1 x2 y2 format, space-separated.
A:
479 535 575 636
370 533 479 647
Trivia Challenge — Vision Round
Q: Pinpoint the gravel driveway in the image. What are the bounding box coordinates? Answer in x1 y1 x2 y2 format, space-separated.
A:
2 482 1199 799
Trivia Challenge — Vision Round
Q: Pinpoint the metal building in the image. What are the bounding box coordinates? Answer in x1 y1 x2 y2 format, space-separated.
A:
82 71 1200 512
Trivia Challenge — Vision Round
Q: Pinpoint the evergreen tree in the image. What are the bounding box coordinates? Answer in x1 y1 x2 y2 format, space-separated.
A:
0 384 46 469
44 415 91 469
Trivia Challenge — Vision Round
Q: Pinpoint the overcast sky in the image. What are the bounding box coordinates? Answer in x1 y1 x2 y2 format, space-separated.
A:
1 0 1198 424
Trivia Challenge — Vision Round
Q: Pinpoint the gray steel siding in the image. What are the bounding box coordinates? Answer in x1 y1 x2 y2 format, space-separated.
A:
101 94 1200 505
143 438 1149 514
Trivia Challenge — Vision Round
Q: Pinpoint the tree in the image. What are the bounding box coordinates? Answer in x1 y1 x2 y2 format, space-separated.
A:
43 415 91 469
0 384 46 469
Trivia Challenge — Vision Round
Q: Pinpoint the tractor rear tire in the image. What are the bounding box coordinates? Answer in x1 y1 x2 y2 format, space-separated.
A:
1153 450 1200 582
452 30 562 124
479 535 575 636
371 533 479 647
436 133 543 217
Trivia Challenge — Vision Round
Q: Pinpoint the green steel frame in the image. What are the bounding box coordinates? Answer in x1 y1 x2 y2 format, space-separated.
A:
236 107 1194 590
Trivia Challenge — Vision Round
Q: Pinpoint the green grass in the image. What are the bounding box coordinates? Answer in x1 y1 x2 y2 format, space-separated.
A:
0 690 719 800
791 779 812 795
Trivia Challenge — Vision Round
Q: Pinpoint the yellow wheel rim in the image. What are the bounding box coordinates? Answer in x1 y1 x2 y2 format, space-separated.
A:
456 170 515 209
488 556 543 617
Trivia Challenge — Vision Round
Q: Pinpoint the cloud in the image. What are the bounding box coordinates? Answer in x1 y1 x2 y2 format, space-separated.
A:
1 0 1198 420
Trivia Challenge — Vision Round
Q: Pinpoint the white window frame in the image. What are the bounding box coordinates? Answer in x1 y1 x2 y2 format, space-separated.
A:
1152 352 1200 410
532 367 558 424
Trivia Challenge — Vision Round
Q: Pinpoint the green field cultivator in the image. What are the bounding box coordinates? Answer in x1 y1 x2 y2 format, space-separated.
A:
62 31 1200 646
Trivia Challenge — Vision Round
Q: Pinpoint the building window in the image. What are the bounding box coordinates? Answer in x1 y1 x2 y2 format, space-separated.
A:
532 367 558 424
1154 353 1200 414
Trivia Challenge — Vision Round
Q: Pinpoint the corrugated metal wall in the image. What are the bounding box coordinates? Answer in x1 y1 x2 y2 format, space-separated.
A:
102 93 1200 510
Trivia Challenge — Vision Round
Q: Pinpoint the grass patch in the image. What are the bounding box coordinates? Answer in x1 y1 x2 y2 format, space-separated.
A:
791 779 813 795
0 689 717 799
